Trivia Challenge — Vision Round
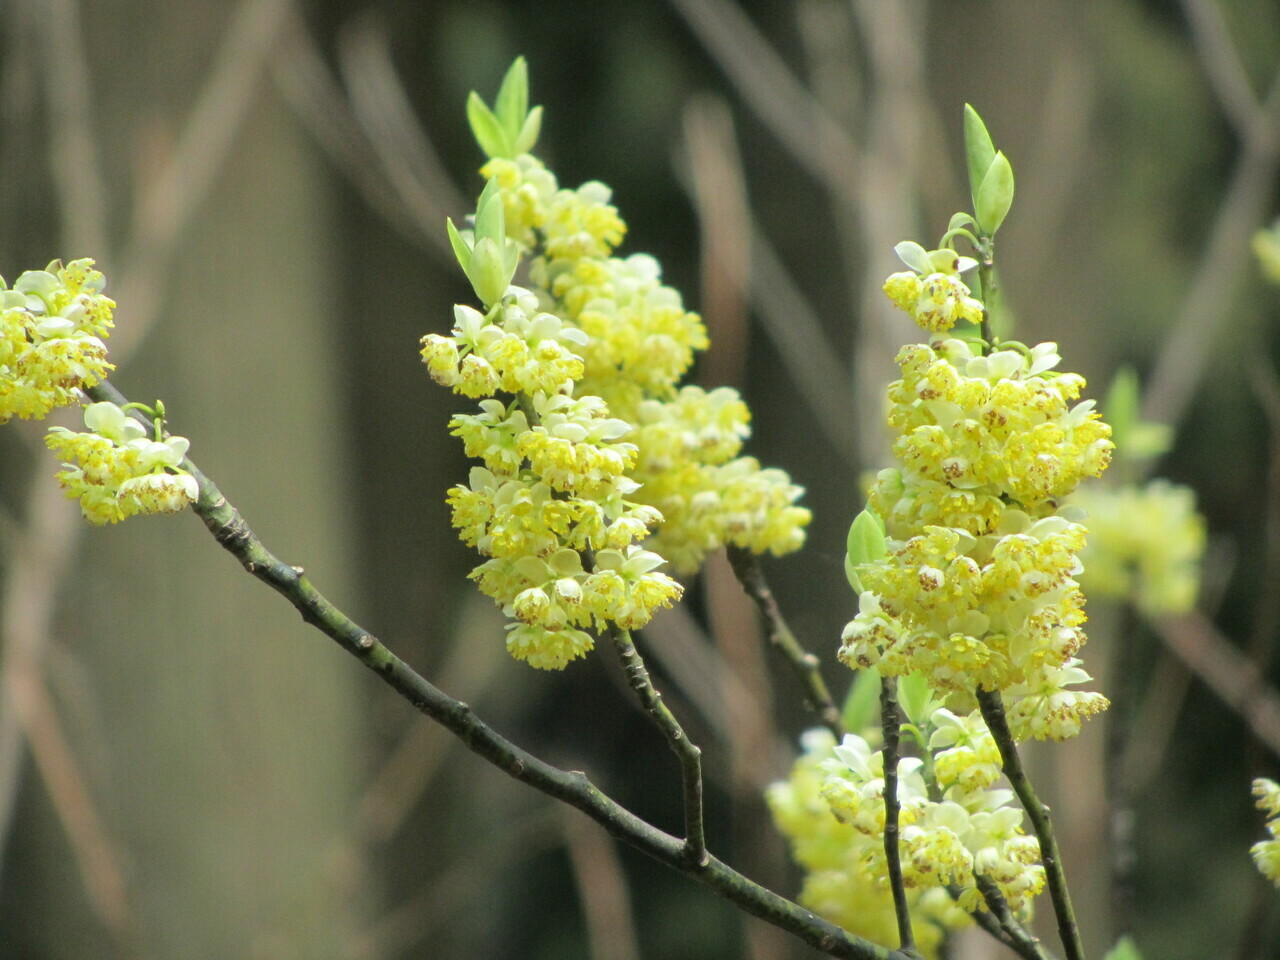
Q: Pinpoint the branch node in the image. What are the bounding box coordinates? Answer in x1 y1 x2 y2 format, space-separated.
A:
356 634 374 650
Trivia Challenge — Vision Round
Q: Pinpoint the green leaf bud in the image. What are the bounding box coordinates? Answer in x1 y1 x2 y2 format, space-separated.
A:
514 105 543 155
963 104 997 210
1102 937 1142 960
467 58 542 160
467 92 510 159
473 177 506 245
446 218 472 274
1104 366 1171 461
494 57 529 136
469 236 511 308
974 150 1015 236
841 666 882 735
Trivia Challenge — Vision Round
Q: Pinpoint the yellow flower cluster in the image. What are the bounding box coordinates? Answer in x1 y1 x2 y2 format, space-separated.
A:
766 730 967 959
45 401 197 525
425 139 810 669
481 154 810 574
841 313 1112 738
1073 479 1205 616
1251 778 1280 887
0 259 115 423
816 719 1045 915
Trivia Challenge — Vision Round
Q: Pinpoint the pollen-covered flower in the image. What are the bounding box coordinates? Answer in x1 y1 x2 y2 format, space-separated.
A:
0 259 116 423
45 401 197 524
883 242 984 333
841 251 1111 734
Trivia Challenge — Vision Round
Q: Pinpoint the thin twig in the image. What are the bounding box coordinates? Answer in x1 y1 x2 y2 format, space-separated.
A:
1179 0 1268 137
608 625 708 865
1141 69 1280 430
971 874 1052 960
977 688 1086 960
667 0 859 201
113 0 294 359
1149 610 1280 759
726 545 845 739
84 378 902 960
337 17 469 223
878 677 914 953
32 0 109 257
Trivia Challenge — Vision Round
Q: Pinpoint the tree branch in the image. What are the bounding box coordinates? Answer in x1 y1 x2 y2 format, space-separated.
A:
972 874 1053 960
607 626 707 864
82 378 907 960
726 545 845 739
878 677 914 953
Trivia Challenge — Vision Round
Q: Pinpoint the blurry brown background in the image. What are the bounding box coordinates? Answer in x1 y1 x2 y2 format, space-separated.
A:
1 1 1278 958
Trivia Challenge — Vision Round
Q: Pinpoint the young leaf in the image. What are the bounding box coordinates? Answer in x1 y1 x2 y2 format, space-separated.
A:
446 218 472 274
494 57 529 136
467 92 510 159
896 672 938 727
474 177 506 245
963 104 997 210
974 151 1015 236
514 105 544 155
841 667 882 735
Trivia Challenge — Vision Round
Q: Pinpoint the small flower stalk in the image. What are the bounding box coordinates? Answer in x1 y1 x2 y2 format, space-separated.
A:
422 60 810 669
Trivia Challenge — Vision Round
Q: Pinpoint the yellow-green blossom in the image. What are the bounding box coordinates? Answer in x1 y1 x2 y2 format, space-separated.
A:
767 730 968 959
425 83 811 668
819 725 1046 913
883 243 984 334
1251 778 1280 887
1073 479 1205 616
1255 219 1280 286
842 275 1111 735
0 259 115 423
45 401 197 525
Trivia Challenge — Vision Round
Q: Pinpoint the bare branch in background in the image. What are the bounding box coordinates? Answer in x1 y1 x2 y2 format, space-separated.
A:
1151 611 1280 759
1142 6 1280 430
338 16 469 233
1180 0 1267 137
353 596 507 845
563 806 643 960
668 0 860 201
114 0 295 359
351 806 563 960
33 0 109 258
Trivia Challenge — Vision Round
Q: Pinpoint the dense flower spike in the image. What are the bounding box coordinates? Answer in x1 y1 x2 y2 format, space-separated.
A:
45 401 197 525
424 64 810 667
841 326 1112 734
0 259 115 423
